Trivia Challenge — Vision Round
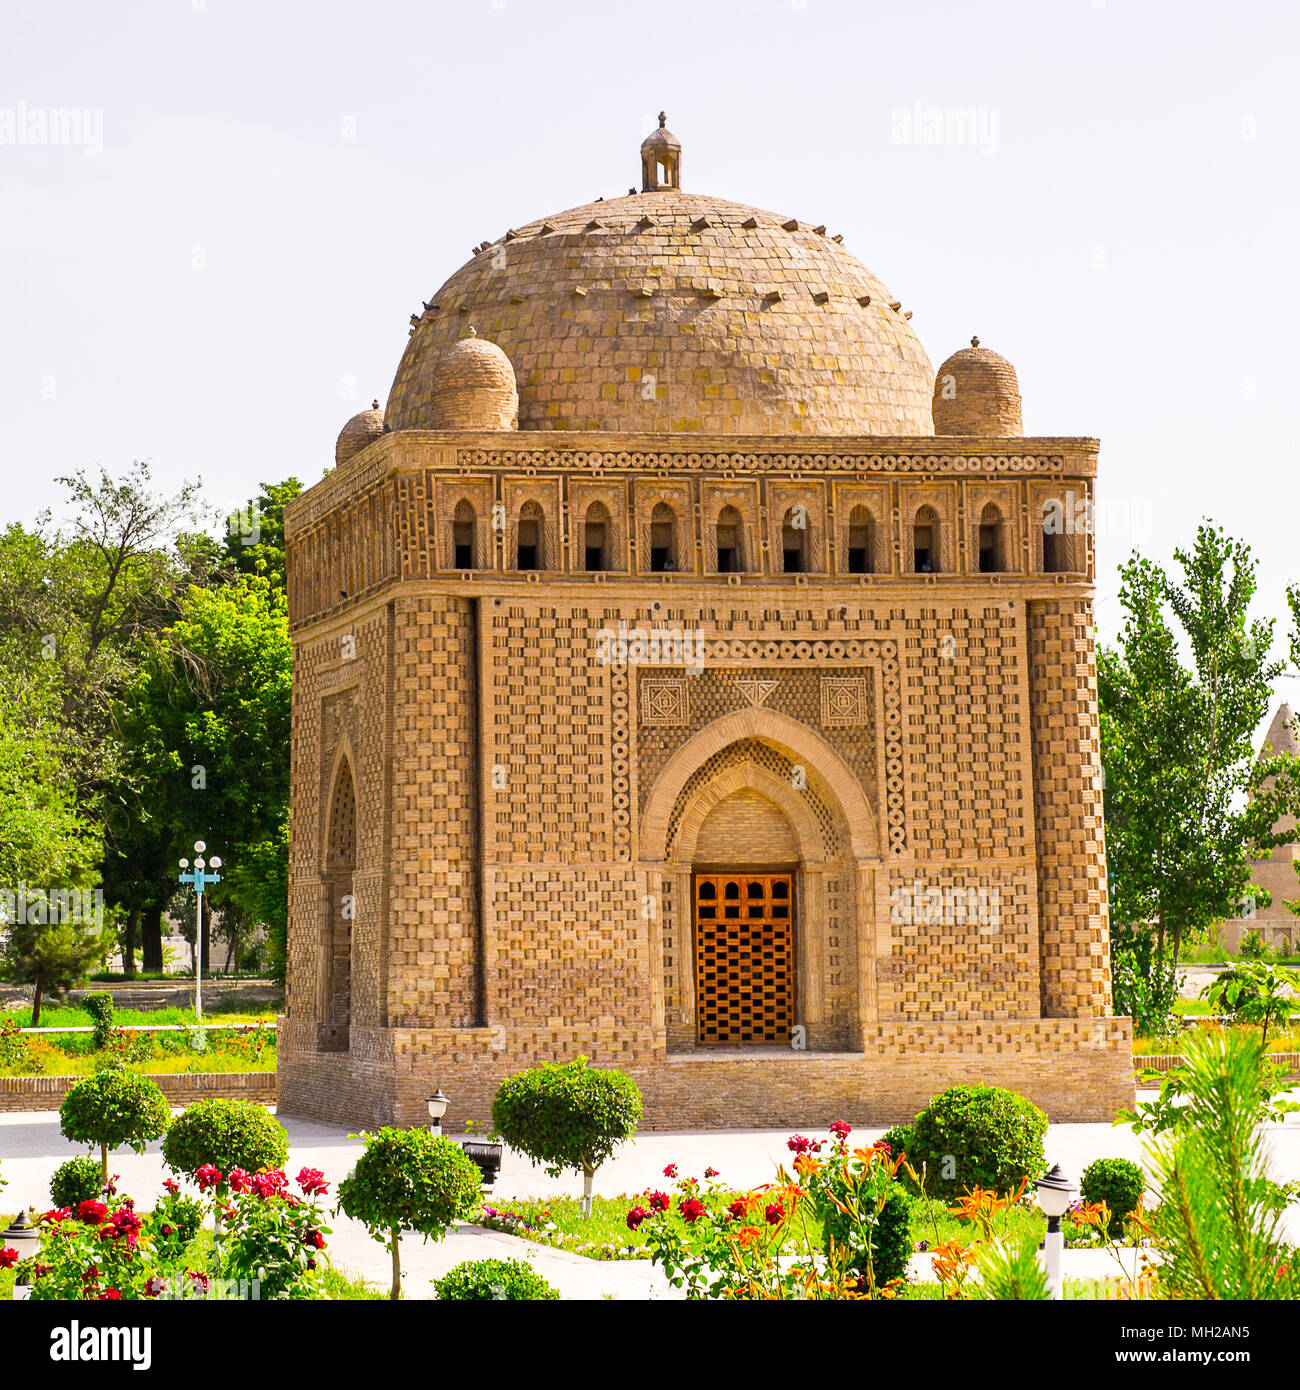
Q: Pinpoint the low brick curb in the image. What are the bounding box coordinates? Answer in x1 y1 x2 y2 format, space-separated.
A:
0 1072 276 1112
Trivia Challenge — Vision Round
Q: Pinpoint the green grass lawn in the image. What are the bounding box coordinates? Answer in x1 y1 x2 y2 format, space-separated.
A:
3 999 279 1030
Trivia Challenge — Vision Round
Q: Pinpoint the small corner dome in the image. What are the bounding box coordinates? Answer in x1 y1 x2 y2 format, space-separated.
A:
335 399 385 466
932 337 1022 437
427 328 519 431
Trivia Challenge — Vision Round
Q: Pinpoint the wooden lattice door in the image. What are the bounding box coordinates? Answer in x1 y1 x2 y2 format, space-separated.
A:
694 873 794 1044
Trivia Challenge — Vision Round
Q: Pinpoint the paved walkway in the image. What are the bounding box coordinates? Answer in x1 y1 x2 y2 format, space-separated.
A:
3 1100 1298 1298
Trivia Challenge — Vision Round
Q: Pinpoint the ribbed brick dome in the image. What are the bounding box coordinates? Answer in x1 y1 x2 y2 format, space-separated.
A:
427 329 519 430
386 189 934 435
932 338 1022 436
335 400 385 466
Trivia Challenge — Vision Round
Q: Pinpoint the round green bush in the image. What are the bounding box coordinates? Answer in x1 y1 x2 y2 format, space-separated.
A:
50 1154 105 1209
60 1068 171 1178
434 1256 559 1301
161 1098 288 1181
821 1182 914 1288
337 1128 482 1242
878 1123 915 1164
492 1056 642 1184
1080 1156 1145 1240
906 1084 1048 1200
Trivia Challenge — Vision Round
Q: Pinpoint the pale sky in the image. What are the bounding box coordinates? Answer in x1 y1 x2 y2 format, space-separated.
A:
2 0 1296 720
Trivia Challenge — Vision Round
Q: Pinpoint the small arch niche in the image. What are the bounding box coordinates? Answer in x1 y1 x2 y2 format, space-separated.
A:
649 502 677 572
453 499 477 570
714 505 745 574
781 507 809 574
913 506 940 574
846 505 874 574
584 502 610 572
1041 500 1071 573
516 500 544 571
978 502 1005 574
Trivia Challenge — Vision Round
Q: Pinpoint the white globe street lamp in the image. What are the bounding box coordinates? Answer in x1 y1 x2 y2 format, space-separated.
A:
1035 1163 1077 1300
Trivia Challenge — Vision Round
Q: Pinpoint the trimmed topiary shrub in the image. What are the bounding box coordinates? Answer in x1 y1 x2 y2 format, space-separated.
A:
59 1066 171 1183
82 991 115 1050
1081 1156 1146 1240
492 1055 642 1216
906 1084 1047 1200
50 1154 105 1209
337 1127 483 1300
434 1256 560 1301
161 1098 288 1182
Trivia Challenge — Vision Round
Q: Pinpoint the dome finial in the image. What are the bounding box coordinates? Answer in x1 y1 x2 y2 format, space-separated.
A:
971 335 980 348
641 113 681 192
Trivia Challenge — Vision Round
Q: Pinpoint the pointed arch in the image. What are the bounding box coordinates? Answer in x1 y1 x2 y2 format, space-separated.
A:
641 708 878 861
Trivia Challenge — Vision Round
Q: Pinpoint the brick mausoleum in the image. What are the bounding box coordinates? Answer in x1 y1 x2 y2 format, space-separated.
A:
278 117 1134 1131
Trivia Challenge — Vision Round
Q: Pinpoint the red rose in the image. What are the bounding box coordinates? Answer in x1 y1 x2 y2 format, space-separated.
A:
765 1202 784 1226
303 1229 326 1250
196 1164 223 1191
626 1205 650 1231
106 1175 119 1195
163 1179 180 1195
727 1199 747 1221
250 1169 289 1199
144 1277 166 1298
227 1167 253 1194
679 1197 705 1224
82 1264 99 1283
306 1257 317 1270
787 1134 815 1154
98 1289 122 1300
829 1121 851 1142
704 1167 719 1180
647 1190 670 1212
296 1167 329 1197
663 1164 678 1179
0 1247 17 1269
76 1199 109 1224
160 1225 173 1238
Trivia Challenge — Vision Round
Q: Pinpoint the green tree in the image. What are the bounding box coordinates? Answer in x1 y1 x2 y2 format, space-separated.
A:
491 1056 643 1216
337 1128 483 1300
59 1067 170 1183
1100 525 1300 1005
0 696 105 1023
116 572 290 976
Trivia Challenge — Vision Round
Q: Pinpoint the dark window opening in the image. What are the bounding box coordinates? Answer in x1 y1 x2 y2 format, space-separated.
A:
914 523 935 573
585 520 607 572
517 517 540 571
978 522 1001 573
847 511 872 574
649 510 675 572
1043 528 1066 573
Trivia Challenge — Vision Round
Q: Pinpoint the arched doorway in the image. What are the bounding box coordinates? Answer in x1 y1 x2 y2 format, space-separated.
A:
692 789 797 1044
320 759 356 1052
642 713 878 1054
